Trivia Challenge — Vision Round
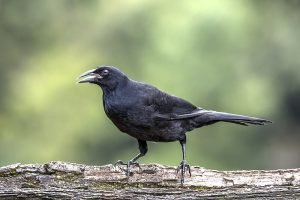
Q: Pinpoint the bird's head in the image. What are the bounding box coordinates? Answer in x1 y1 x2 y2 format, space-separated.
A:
78 66 128 91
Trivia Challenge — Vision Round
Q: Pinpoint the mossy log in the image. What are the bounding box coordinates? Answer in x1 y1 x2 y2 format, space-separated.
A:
0 161 299 199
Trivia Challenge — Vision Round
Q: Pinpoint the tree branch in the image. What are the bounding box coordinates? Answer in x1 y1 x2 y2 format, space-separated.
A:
0 161 299 199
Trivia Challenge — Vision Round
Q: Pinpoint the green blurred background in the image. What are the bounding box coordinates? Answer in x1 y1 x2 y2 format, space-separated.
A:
0 0 299 170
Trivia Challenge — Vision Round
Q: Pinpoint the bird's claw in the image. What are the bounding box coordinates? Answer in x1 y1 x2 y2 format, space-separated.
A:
114 160 141 176
176 160 191 185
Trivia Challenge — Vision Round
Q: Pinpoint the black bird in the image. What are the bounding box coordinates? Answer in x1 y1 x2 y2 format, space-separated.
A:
78 66 271 184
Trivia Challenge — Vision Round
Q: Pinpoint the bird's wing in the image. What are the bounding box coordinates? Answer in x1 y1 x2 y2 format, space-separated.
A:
145 87 204 121
133 82 201 121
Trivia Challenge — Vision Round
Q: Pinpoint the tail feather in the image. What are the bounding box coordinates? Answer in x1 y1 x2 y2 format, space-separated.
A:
207 111 272 126
154 109 272 127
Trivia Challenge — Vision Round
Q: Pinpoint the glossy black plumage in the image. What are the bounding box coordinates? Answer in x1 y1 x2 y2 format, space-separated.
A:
78 66 271 184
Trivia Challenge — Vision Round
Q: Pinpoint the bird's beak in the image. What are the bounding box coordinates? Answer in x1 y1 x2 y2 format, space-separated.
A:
77 68 102 83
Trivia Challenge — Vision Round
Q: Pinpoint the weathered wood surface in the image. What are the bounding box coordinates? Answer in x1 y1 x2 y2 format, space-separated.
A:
0 161 299 199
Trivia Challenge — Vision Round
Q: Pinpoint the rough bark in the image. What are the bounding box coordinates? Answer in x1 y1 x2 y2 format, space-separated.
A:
0 161 299 199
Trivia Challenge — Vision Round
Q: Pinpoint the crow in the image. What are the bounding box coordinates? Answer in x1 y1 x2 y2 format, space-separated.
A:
78 66 271 184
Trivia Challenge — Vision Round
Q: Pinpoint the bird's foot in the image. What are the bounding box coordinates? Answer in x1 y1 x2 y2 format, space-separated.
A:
176 160 191 185
114 160 141 176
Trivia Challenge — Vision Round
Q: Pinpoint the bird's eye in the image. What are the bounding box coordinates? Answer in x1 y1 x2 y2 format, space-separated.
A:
102 69 109 76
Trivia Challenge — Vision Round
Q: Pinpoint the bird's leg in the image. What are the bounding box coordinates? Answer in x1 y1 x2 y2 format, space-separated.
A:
115 139 147 176
176 137 191 185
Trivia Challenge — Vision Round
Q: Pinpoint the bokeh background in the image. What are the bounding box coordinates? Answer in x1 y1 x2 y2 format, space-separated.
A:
0 0 299 170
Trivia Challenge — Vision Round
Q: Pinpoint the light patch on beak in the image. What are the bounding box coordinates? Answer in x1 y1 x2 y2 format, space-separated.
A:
77 68 103 83
78 69 96 79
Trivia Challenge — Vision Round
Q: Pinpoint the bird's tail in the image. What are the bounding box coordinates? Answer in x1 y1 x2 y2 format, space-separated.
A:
191 110 272 127
155 109 272 126
209 111 271 126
